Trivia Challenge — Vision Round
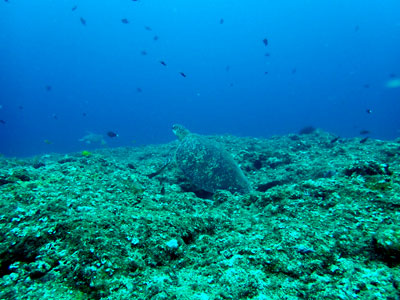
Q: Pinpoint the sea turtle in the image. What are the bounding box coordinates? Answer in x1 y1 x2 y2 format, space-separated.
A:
168 124 251 194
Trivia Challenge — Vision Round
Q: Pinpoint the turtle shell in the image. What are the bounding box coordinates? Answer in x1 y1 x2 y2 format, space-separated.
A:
175 134 251 194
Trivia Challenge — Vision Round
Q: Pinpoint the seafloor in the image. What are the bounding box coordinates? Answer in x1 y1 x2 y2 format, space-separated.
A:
0 130 399 300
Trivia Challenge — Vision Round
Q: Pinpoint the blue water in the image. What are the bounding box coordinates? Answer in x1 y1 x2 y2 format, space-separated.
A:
1 0 399 157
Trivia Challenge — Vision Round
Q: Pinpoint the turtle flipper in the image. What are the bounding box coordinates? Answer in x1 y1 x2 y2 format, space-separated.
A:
147 157 172 178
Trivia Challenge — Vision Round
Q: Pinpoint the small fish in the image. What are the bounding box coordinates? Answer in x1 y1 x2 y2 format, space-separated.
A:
160 61 167 66
153 35 159 41
44 139 53 145
107 131 118 138
366 109 372 114
225 65 230 72
144 26 152 31
386 78 400 88
360 130 370 135
354 25 360 32
4 0 9 2
52 114 58 120
179 72 187 78
291 68 297 74
299 126 316 135
18 105 23 110
265 53 270 57
72 5 77 11
82 112 87 117
363 83 370 88
80 17 86 26
220 18 224 24
263 38 268 46
141 50 147 55
360 137 369 143
121 18 129 24
45 85 52 91
81 150 92 157
264 71 269 75
0 120 5 125
137 87 142 93
330 136 340 144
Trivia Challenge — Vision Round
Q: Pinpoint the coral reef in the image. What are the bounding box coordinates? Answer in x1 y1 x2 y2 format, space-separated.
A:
0 130 399 299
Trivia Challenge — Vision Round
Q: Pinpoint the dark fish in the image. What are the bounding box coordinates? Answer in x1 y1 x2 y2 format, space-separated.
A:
4 0 9 2
52 114 58 120
107 131 118 138
225 65 230 72
82 112 87 117
45 85 52 91
220 18 224 24
144 26 152 31
363 83 370 88
389 73 397 78
291 68 297 74
0 120 5 125
160 61 167 66
153 35 159 41
132 0 138 1
263 38 268 46
354 25 360 32
179 72 187 78
366 109 372 114
330 136 340 144
18 105 23 110
264 71 269 75
137 87 142 93
121 18 129 24
360 130 370 135
72 5 77 11
360 137 369 143
299 126 316 135
141 50 147 55
80 17 86 26
265 53 270 57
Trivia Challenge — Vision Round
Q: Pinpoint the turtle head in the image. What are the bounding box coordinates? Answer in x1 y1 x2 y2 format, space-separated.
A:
172 124 190 140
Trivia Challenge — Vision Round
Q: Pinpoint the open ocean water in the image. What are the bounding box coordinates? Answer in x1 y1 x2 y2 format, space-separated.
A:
0 0 399 157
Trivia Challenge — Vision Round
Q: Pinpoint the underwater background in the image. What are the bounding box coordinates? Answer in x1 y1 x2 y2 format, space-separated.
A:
2 2 400 299
1 0 400 157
